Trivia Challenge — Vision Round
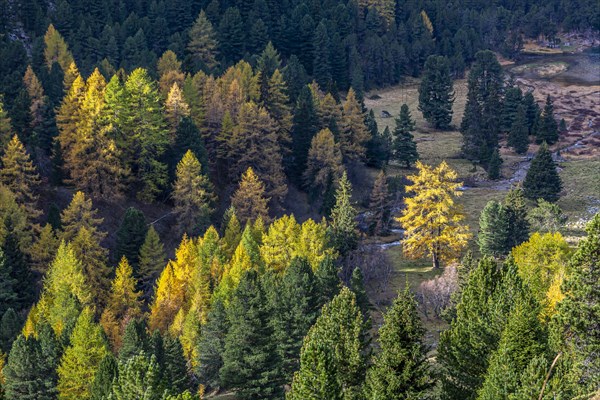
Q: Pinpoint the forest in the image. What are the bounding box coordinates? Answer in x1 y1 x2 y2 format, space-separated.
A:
0 0 599 399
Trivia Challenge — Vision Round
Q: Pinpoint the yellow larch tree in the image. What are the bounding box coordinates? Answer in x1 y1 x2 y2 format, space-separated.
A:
397 161 471 269
260 214 301 272
100 256 143 350
43 24 74 71
231 167 270 226
340 88 370 161
165 82 191 138
297 218 336 271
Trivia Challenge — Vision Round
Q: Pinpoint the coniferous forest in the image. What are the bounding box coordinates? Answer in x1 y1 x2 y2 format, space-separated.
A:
0 0 599 399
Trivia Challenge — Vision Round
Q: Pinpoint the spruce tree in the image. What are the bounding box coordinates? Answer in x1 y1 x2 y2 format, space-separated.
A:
478 200 511 257
173 150 215 236
119 319 150 362
364 287 432 399
487 148 502 180
501 86 523 133
115 207 147 270
0 249 18 317
291 86 318 182
537 95 559 145
523 142 562 202
522 91 540 136
461 51 503 167
0 98 13 149
187 10 219 71
0 308 20 352
90 354 118 400
137 226 166 297
554 214 600 394
418 55 454 130
288 287 366 400
162 336 190 394
367 171 391 235
111 353 165 399
392 104 419 168
57 308 110 400
220 270 281 399
504 187 530 249
171 116 208 179
312 22 332 88
2 223 34 312
195 298 229 390
508 104 530 154
231 167 270 226
328 171 358 256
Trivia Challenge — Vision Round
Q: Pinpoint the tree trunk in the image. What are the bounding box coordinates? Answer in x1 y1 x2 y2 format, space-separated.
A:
432 252 440 269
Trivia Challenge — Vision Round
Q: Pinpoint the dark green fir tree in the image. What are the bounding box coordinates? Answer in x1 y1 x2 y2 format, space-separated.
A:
418 55 454 130
523 142 562 202
392 104 419 168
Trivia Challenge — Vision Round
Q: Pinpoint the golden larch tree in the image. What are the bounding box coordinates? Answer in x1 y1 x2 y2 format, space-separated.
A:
397 161 471 269
340 88 370 161
231 167 270 226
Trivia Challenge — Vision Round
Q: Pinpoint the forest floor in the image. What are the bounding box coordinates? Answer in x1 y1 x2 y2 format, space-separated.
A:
363 74 600 346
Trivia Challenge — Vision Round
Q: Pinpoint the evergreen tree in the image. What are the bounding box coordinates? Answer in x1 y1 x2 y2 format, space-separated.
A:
265 69 293 154
218 7 245 63
527 199 567 233
522 91 540 136
303 128 343 197
487 148 502 180
0 135 42 223
478 200 511 257
312 22 332 89
270 258 319 384
554 214 600 394
350 267 370 320
137 225 166 296
365 110 392 169
418 55 454 130
171 116 208 179
187 11 219 71
0 98 13 149
195 298 229 390
0 249 18 317
508 104 529 154
478 296 547 399
504 187 530 249
30 223 59 274
328 171 358 256
119 319 150 362
364 287 432 399
291 86 318 182
231 167 270 226
340 88 370 161
367 171 391 235
111 353 165 399
0 308 20 352
501 86 523 133
115 208 147 270
220 270 281 399
173 150 215 236
162 336 190 394
392 104 419 168
288 287 366 400
57 308 110 400
2 224 34 312
523 143 562 202
90 354 118 400
461 51 503 167
537 95 559 145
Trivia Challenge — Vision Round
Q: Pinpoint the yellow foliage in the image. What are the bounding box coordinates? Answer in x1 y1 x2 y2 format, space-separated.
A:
148 262 183 333
260 215 301 272
397 161 471 268
297 218 336 271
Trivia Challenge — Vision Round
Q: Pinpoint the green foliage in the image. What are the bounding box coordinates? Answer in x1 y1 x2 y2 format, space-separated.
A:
137 226 166 297
220 270 281 399
0 308 20 352
523 142 562 202
288 287 366 400
508 104 530 154
392 104 419 168
328 172 358 256
367 171 391 235
116 207 148 270
90 354 118 400
187 10 219 71
418 55 454 130
364 287 432 399
487 148 502 180
504 187 531 249
119 319 150 362
537 95 559 145
195 298 228 390
1 227 34 312
478 201 510 257
528 199 567 233
111 353 164 400
501 86 523 133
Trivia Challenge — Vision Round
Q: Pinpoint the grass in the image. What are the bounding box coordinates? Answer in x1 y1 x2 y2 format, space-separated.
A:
558 159 600 236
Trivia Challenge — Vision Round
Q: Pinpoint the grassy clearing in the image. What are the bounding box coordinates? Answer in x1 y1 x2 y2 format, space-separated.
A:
558 159 600 236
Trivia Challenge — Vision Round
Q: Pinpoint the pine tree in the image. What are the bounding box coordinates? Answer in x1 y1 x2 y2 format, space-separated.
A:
350 267 370 320
398 161 471 269
522 91 539 136
303 128 344 197
288 287 366 400
111 353 165 399
90 354 118 400
119 319 150 362
157 50 185 96
137 225 166 296
100 257 143 350
461 51 503 167
537 95 559 145
508 104 530 154
418 55 454 130
0 308 20 352
173 150 215 236
312 22 332 88
487 148 502 180
365 110 392 168
523 142 562 202
256 43 282 101
195 298 228 390
0 135 42 222
392 104 419 168
291 86 318 182
478 201 511 257
364 286 432 399
328 171 358 256
554 214 600 394
0 249 18 317
504 187 530 249
43 24 74 72
367 171 391 235
0 98 13 150
2 223 34 311
478 295 547 399
116 208 148 271
527 199 567 233
57 307 110 400
220 270 281 399
340 88 370 161
172 116 209 179
231 167 270 226
265 69 293 153
501 86 523 133
218 7 245 63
